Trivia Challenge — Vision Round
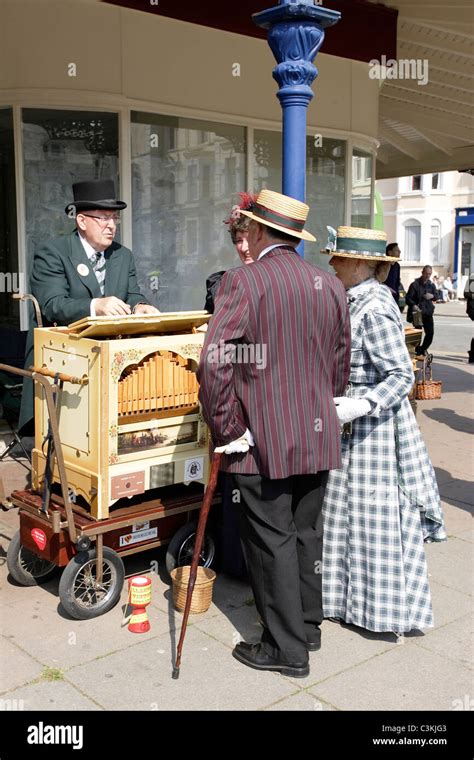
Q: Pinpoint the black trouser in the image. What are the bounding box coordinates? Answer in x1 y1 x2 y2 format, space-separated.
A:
232 471 328 662
417 314 434 353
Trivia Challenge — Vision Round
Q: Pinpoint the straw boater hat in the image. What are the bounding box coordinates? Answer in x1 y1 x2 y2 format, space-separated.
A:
240 189 316 242
321 225 398 262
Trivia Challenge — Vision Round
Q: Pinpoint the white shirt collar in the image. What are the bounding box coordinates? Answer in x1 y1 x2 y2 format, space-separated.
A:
257 243 286 261
78 233 103 260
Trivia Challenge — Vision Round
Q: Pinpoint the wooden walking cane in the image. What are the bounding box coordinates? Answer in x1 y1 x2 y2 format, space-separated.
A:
172 451 222 679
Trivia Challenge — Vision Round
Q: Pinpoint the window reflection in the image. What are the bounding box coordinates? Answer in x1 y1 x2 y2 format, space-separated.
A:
0 108 19 326
307 137 346 268
253 131 346 269
22 109 119 281
131 112 246 311
351 148 373 228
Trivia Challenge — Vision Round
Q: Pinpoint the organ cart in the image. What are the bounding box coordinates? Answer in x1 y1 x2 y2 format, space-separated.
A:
3 311 219 619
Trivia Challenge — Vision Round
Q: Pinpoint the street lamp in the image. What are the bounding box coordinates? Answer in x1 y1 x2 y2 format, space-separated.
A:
253 0 341 254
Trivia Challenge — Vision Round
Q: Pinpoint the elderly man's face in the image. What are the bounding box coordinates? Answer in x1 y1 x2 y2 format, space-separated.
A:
421 267 432 282
76 209 120 251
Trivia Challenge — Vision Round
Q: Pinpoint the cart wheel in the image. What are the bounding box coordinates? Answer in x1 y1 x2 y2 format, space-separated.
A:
6 531 58 586
165 520 215 577
58 546 125 620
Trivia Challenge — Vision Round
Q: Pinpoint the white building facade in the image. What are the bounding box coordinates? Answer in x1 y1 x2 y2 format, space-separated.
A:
377 171 474 295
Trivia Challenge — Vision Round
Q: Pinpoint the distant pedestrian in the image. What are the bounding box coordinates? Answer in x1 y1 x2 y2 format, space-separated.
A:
406 265 439 356
443 275 455 301
383 242 401 304
464 273 474 363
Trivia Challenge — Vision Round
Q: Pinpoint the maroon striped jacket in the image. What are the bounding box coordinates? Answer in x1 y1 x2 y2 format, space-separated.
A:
197 246 351 478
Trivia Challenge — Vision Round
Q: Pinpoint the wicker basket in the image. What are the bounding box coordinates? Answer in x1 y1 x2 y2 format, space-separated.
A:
171 566 216 614
414 354 442 400
415 380 442 400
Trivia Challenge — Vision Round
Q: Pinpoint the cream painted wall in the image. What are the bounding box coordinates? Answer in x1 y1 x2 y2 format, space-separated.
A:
0 0 379 143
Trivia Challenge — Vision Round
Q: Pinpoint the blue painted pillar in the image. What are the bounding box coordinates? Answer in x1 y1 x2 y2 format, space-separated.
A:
253 1 341 255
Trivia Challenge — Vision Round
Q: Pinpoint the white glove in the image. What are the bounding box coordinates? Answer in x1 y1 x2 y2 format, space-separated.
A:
424 293 434 301
214 428 255 454
333 397 372 424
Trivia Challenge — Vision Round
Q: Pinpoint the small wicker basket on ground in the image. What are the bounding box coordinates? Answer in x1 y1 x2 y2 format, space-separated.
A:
171 566 216 614
415 380 442 400
415 355 442 400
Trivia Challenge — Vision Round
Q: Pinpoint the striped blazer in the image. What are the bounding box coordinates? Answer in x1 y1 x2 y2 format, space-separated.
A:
197 246 351 478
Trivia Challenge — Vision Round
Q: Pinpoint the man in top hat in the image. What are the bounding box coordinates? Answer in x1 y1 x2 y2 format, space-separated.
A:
33 179 157 322
18 179 158 430
197 189 351 678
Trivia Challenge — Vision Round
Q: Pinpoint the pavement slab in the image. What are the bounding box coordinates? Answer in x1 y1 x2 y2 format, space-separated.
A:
0 636 44 693
415 614 473 670
425 537 473 596
64 627 296 711
308 645 472 712
427 580 471 630
0 678 102 711
0 584 178 670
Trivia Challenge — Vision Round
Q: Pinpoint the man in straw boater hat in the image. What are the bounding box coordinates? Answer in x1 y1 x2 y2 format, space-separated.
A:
197 190 351 677
19 179 159 431
320 226 445 635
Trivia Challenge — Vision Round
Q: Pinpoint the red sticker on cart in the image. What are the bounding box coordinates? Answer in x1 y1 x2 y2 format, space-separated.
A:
31 528 47 551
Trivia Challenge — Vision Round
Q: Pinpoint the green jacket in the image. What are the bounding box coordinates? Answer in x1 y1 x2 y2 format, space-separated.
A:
19 230 148 429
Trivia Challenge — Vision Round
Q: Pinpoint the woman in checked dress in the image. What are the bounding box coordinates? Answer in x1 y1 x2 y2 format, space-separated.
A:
321 226 446 634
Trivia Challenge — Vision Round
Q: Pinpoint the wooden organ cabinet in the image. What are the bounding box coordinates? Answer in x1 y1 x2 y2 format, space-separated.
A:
32 312 211 519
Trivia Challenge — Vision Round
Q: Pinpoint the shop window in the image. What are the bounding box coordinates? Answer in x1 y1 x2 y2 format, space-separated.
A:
404 220 421 261
131 112 246 311
308 137 346 267
22 109 119 283
253 131 346 268
0 108 19 328
351 149 373 229
253 129 282 195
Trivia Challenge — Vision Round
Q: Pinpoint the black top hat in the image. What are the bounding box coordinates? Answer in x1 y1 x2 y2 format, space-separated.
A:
65 179 127 214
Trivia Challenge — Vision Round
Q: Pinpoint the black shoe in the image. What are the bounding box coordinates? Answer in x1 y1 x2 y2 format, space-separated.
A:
232 642 309 678
306 626 322 652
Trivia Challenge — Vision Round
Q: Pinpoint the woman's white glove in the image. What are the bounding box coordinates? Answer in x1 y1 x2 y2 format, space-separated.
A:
214 428 255 454
333 397 372 424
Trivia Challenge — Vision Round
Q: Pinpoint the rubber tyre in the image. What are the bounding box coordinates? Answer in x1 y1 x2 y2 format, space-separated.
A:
165 520 215 578
6 530 58 586
58 546 125 620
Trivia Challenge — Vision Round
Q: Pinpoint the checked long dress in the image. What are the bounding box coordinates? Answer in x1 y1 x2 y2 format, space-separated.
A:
322 278 446 633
